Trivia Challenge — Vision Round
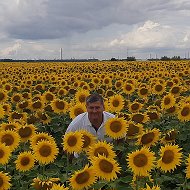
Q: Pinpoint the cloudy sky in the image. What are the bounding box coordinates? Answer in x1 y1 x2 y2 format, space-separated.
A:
0 0 190 60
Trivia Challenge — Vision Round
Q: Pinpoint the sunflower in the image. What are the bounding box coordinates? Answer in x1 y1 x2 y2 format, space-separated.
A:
131 112 149 124
69 103 86 119
87 140 116 161
63 131 83 154
0 171 11 190
104 117 127 139
165 105 177 115
170 85 181 96
116 112 131 121
0 143 11 165
42 91 55 103
185 154 190 179
92 77 101 87
79 130 96 152
136 128 160 147
17 124 36 142
122 82 135 95
126 122 144 139
157 144 182 172
127 147 155 176
8 111 27 123
141 184 161 190
151 82 165 95
104 89 115 98
29 100 45 112
0 122 21 131
102 77 112 88
22 92 31 99
0 130 20 151
3 83 12 92
30 132 55 149
34 83 45 92
0 105 5 119
0 90 8 103
177 103 190 122
128 101 143 113
32 177 59 190
57 88 67 97
33 140 59 165
50 184 69 190
16 100 30 111
75 90 90 104
108 94 124 112
161 93 176 110
138 86 149 98
69 165 96 190
92 155 120 181
11 93 22 103
36 112 51 124
161 130 178 144
51 98 68 114
15 151 35 172
114 80 123 90
1 103 11 115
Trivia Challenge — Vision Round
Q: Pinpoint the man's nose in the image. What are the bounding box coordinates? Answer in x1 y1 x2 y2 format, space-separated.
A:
92 108 98 112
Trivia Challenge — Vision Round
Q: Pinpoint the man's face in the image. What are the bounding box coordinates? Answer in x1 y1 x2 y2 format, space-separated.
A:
86 101 104 122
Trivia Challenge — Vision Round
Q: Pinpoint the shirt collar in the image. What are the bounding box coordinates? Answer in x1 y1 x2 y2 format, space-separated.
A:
86 112 105 128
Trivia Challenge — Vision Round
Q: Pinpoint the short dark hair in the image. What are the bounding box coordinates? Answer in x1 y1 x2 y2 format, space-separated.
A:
86 93 104 105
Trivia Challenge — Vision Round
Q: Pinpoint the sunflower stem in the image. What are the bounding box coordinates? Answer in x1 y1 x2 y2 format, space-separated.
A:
65 153 70 187
41 164 46 177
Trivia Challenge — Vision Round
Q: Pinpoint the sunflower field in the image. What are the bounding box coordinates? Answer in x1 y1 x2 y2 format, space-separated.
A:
0 60 190 190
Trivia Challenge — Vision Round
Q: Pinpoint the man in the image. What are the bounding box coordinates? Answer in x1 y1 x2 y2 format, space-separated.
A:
66 93 115 141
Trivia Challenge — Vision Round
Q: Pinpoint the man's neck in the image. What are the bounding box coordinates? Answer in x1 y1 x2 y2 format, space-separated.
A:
90 117 103 129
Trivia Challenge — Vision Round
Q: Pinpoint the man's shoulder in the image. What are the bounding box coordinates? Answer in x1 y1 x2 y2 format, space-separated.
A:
71 112 88 123
103 111 115 118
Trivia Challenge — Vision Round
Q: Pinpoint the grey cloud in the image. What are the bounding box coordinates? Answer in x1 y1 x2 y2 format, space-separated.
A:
1 0 160 40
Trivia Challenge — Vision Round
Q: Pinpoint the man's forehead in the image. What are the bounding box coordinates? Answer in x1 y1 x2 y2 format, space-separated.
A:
86 101 103 106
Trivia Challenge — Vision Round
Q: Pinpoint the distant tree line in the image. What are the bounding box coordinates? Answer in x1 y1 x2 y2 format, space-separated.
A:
110 56 136 61
149 55 188 61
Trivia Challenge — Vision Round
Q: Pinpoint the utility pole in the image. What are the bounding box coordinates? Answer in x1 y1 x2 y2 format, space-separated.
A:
60 48 63 60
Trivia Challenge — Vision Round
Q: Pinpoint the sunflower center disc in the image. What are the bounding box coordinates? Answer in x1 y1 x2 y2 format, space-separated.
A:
82 135 91 148
162 150 174 164
181 107 190 117
75 171 90 184
133 153 148 167
0 177 3 187
141 132 154 145
164 97 171 105
39 145 51 157
19 127 32 138
21 157 30 166
0 150 4 158
99 159 113 173
67 136 77 147
110 121 122 133
127 124 139 136
94 147 109 157
2 134 14 146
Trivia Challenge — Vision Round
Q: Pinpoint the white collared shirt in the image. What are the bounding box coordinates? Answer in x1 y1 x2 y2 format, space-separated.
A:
66 111 115 141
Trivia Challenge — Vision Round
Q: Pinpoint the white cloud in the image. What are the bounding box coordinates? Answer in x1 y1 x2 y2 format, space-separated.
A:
0 42 21 56
109 20 175 49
